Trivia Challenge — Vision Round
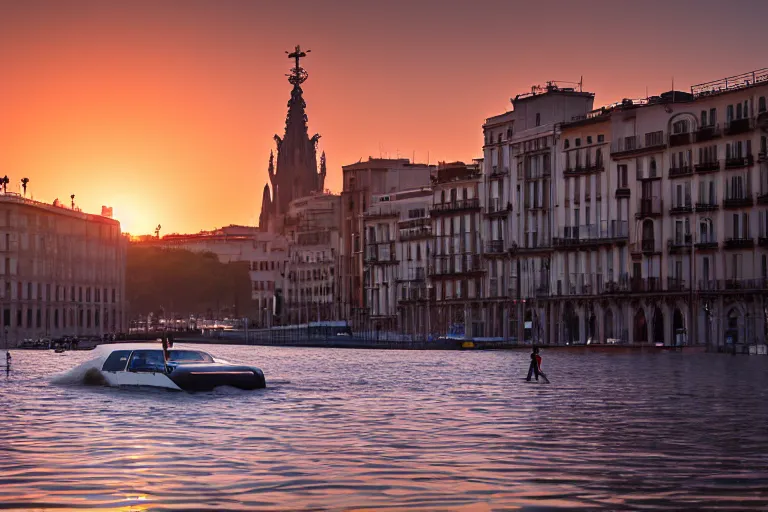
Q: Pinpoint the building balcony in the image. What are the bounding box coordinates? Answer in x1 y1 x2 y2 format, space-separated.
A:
430 198 481 215
668 166 693 179
636 197 662 218
724 117 754 136
615 187 630 198
559 273 603 296
669 202 693 215
723 195 754 209
666 277 686 291
399 227 432 241
695 161 720 174
725 154 754 170
552 220 629 248
724 237 754 250
694 124 721 143
363 205 400 219
695 240 719 250
428 254 484 278
723 278 766 291
669 132 692 147
564 162 604 176
695 202 719 212
630 277 662 293
489 166 509 179
486 198 511 216
610 133 666 158
758 193 768 205
667 235 692 253
484 239 506 255
641 239 658 253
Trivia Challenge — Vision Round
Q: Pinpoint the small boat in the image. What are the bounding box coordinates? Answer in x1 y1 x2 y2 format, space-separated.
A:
54 347 66 354
97 345 266 391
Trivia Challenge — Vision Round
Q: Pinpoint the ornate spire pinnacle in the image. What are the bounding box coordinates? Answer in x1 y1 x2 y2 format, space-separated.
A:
286 45 311 86
268 150 275 186
259 184 272 232
319 151 327 191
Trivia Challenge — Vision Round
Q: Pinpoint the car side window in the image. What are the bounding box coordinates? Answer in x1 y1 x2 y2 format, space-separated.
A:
128 350 165 373
102 350 132 372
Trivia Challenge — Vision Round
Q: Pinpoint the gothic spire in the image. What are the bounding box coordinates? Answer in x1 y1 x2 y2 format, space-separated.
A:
259 184 272 232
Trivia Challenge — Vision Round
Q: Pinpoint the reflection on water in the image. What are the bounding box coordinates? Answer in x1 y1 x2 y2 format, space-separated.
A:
2 346 768 510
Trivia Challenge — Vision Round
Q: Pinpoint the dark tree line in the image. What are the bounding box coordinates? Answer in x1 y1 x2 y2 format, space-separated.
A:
126 245 257 320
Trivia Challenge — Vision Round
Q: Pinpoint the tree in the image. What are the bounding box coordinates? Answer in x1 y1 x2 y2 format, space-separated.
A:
20 178 29 197
70 194 75 209
155 224 162 238
1 176 8 194
125 245 258 320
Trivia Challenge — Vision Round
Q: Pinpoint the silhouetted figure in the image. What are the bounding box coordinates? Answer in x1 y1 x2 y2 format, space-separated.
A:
526 347 550 383
526 347 540 381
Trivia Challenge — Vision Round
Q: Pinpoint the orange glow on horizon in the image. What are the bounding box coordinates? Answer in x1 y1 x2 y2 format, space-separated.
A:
1 1 766 234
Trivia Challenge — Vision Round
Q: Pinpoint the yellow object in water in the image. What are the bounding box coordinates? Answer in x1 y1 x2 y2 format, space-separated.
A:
461 341 475 349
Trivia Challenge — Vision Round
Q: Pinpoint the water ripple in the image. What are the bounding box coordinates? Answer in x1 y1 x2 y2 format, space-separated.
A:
1 346 768 510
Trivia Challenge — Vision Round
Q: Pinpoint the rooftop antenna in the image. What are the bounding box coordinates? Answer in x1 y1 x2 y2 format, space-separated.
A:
579 76 583 92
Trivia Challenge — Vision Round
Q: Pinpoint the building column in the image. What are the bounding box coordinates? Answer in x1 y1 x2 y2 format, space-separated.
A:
578 308 586 344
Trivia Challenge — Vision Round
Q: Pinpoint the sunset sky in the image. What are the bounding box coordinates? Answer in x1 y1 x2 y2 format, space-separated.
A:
1 0 766 235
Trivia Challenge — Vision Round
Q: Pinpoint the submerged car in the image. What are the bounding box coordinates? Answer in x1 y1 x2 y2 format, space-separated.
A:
99 346 266 391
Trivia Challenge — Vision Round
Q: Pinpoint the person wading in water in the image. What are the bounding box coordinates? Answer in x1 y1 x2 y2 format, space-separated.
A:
526 347 550 383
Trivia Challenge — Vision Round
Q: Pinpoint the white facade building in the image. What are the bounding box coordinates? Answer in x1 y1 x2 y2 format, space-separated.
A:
362 187 432 335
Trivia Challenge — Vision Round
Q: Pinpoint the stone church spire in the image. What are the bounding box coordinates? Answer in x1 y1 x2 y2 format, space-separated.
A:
269 45 323 216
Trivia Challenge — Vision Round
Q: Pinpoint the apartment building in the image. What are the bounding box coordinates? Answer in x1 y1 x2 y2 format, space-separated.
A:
0 194 127 344
340 158 433 326
541 68 768 348
283 193 341 325
482 82 595 342
428 161 484 338
362 188 431 334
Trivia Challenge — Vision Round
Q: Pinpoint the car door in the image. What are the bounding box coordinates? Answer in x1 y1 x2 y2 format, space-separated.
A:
100 350 132 386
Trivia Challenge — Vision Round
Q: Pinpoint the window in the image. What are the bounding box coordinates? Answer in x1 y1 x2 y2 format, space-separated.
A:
564 139 570 149
597 134 605 143
760 97 767 113
587 136 593 144
618 165 628 187
673 120 690 134
700 218 714 243
710 108 716 125
727 104 734 123
575 138 581 147
701 110 707 127
535 113 541 127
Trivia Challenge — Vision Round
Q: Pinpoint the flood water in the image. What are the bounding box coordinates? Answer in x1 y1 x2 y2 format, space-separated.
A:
2 345 768 511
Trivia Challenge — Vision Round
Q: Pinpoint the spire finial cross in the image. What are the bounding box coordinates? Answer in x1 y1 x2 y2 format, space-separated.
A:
286 45 311 85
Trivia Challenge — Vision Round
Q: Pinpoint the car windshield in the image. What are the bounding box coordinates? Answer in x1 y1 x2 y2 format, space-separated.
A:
127 350 166 372
167 350 214 363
